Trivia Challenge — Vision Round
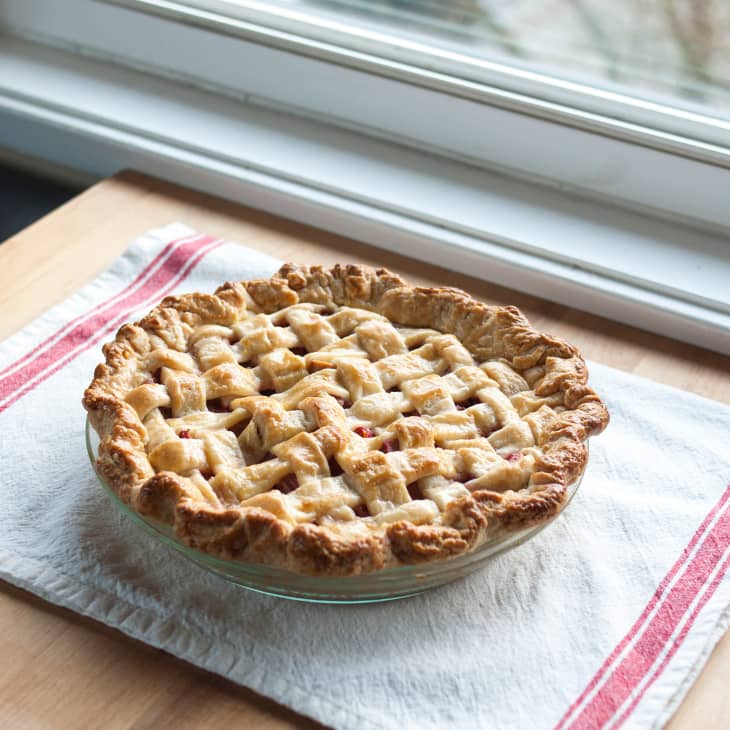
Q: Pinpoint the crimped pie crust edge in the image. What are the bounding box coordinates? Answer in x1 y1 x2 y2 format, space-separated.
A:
83 263 609 576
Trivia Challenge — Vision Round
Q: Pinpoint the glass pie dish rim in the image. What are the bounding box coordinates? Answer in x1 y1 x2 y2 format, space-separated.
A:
85 417 584 603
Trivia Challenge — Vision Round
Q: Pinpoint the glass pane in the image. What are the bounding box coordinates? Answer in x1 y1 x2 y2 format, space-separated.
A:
211 0 730 121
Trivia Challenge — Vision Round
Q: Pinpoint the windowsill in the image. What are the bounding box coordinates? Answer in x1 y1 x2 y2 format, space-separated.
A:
0 37 727 354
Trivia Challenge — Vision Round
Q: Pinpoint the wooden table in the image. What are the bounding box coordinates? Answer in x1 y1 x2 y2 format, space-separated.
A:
1 171 729 729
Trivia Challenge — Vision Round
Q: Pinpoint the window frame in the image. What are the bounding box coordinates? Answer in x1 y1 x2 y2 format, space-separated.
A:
109 0 730 155
0 0 728 355
0 0 729 230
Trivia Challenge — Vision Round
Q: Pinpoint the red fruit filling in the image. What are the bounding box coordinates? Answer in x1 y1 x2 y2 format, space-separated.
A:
353 503 370 518
504 451 521 462
380 438 399 453
229 420 246 437
276 473 300 494
407 482 424 500
179 429 191 439
291 346 307 356
328 457 344 476
207 399 230 413
200 469 213 480
353 425 374 438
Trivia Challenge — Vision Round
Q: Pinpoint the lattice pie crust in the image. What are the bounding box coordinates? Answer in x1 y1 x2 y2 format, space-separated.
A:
84 264 608 575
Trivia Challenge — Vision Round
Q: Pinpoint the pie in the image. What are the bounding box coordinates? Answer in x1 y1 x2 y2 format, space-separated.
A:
84 263 608 576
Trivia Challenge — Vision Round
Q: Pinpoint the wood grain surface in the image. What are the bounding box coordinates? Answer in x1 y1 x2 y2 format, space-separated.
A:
1 171 728 729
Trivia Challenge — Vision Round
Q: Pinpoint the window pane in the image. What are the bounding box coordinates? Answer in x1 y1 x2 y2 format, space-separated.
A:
200 0 730 137
320 1 730 112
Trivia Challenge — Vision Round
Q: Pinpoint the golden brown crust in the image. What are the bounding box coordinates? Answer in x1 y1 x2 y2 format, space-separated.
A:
83 262 609 576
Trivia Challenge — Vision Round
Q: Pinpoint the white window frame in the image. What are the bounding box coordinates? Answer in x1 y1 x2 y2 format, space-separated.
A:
0 0 728 354
110 0 730 155
2 0 730 230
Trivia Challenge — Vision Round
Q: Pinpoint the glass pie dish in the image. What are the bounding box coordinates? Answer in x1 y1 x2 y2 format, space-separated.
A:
86 419 584 603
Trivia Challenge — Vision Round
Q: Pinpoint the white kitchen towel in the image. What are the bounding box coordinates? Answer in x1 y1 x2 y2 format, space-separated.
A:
1 223 729 730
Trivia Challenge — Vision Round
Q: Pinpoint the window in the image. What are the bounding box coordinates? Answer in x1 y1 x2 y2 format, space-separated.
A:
133 0 730 152
212 1 730 116
0 0 728 353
